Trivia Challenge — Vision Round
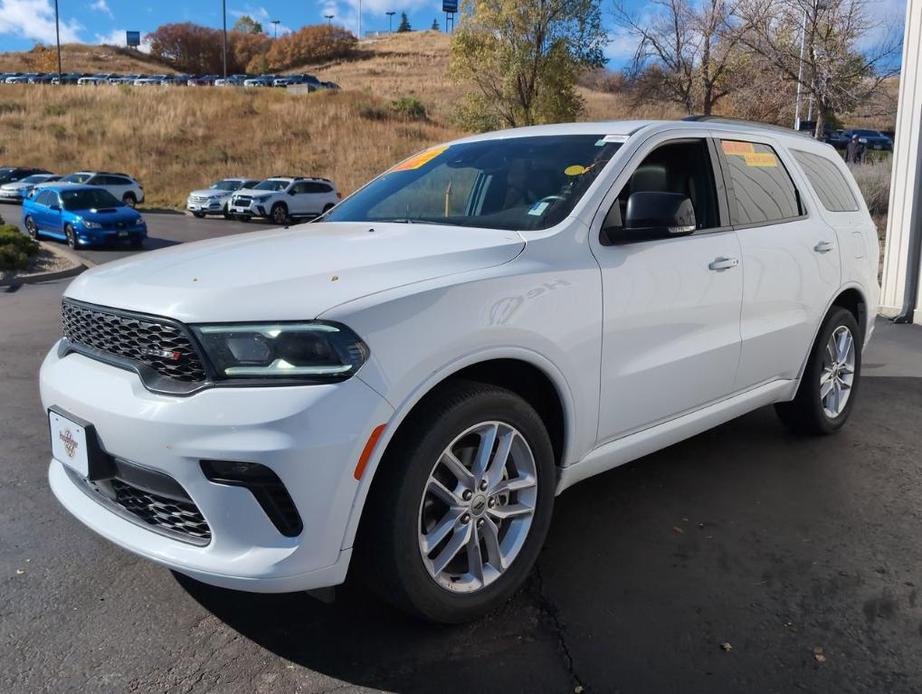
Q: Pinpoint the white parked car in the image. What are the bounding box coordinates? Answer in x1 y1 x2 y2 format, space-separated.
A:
133 75 169 87
40 120 879 623
229 176 340 224
33 171 145 207
186 177 260 218
0 173 60 203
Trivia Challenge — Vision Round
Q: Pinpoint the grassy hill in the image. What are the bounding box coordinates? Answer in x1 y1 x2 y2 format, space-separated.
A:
0 32 897 210
0 43 175 74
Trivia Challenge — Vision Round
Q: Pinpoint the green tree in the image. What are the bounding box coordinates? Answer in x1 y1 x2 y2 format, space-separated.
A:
397 12 412 32
233 15 264 34
449 0 606 129
431 18 440 31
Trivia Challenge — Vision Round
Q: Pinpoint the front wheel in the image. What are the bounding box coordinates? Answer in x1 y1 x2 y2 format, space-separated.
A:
192 211 205 219
775 307 862 435
24 216 38 239
271 203 288 225
359 381 555 623
64 224 77 249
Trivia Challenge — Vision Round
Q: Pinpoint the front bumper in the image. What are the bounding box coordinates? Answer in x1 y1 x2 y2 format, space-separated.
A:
229 199 271 218
75 225 146 246
40 344 394 592
0 191 24 202
186 198 226 214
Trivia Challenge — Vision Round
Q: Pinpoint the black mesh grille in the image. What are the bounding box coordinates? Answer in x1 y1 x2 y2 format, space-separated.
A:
62 301 207 383
110 479 212 542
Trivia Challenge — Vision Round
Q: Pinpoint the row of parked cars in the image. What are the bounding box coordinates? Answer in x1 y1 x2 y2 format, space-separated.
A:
823 128 894 151
0 167 147 248
0 71 340 90
0 165 342 247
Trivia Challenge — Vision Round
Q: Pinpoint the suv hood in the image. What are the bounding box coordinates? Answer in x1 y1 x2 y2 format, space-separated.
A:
190 188 232 197
76 206 141 224
64 221 526 322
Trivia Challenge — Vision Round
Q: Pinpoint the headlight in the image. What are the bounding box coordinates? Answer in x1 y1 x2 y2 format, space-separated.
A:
81 220 103 228
859 138 867 143
191 322 369 380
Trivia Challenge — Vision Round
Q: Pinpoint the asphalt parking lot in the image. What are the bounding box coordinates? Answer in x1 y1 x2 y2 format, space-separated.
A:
2 218 922 693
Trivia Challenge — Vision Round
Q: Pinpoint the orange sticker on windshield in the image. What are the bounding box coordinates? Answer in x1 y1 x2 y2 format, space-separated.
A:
721 140 755 155
389 145 449 172
742 152 778 167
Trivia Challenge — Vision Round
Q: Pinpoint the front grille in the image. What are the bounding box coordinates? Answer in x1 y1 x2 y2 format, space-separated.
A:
233 196 252 205
62 300 207 383
110 479 212 542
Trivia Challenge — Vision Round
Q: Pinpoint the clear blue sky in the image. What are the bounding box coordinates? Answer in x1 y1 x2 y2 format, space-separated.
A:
0 0 907 70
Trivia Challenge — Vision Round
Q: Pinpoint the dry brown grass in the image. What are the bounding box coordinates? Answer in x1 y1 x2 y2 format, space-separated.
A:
0 84 460 208
0 44 174 74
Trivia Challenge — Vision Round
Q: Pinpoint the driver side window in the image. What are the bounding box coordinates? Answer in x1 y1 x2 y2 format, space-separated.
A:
604 139 720 237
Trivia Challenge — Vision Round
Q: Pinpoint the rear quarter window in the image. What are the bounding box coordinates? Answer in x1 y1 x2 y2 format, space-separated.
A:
790 150 859 212
720 140 802 226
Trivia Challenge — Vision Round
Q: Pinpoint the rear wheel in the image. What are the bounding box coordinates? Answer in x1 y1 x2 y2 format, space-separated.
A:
271 203 288 225
122 193 137 208
24 216 38 239
359 381 555 623
775 307 862 435
64 224 77 249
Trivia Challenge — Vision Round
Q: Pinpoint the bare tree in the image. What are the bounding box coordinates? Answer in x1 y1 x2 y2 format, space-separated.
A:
739 0 902 136
614 0 749 114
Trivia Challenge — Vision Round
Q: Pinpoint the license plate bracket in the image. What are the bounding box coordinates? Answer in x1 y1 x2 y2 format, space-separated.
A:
48 406 113 480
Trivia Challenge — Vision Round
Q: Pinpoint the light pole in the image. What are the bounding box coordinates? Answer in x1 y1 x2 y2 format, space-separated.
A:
386 11 395 32
53 0 62 83
221 0 227 79
793 0 826 133
358 0 362 38
271 19 280 38
324 13 334 25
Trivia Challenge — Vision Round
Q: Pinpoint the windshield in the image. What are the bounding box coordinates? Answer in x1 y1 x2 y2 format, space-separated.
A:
323 135 623 231
62 173 92 183
211 180 242 191
254 179 289 191
22 174 49 183
61 188 122 210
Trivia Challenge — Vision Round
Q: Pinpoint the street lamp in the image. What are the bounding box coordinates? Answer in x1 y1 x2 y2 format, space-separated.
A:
386 11 396 32
793 0 828 133
324 13 334 24
221 0 227 80
271 19 280 38
53 0 62 82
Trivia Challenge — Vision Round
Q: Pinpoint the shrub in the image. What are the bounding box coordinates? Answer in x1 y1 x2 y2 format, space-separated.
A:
391 96 427 120
266 25 356 70
358 101 390 121
0 224 39 271
848 158 891 217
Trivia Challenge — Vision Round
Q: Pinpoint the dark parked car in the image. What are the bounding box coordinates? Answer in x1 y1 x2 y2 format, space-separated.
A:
845 129 893 151
823 129 850 149
0 167 52 185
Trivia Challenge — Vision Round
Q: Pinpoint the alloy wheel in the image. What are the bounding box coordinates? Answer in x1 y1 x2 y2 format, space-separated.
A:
820 325 856 418
417 421 538 593
25 217 37 239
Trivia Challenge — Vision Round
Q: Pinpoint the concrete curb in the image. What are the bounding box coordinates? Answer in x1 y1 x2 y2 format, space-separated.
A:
0 241 89 287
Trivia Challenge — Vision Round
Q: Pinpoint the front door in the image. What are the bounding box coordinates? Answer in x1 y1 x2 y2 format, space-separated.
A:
590 135 744 443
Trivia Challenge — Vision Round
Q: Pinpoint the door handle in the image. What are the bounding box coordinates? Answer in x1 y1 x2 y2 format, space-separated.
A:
814 240 835 254
708 256 739 271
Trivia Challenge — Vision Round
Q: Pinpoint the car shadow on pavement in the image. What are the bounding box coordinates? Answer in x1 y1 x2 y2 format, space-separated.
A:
176 377 922 693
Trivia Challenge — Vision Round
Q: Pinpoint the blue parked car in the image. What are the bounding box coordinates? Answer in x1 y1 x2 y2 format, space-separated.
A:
22 185 147 249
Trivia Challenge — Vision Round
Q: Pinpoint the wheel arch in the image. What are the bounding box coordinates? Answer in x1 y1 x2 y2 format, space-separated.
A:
341 351 575 552
794 283 869 386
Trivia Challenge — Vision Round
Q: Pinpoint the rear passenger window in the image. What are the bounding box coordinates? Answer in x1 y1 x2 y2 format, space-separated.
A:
300 182 331 194
790 150 859 212
720 140 802 226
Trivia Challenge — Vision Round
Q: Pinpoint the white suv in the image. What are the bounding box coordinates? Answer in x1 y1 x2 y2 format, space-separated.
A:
33 171 145 207
40 120 878 623
186 177 260 218
229 177 340 224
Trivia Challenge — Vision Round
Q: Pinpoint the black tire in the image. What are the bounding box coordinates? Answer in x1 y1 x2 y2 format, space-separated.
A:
271 203 288 225
24 216 38 239
122 193 137 208
357 380 556 623
192 211 205 219
223 205 232 219
322 203 335 214
775 307 862 435
129 238 144 250
64 224 77 249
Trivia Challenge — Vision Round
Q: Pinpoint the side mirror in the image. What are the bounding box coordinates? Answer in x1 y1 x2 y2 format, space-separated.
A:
603 191 696 244
49 204 61 211
288 189 297 196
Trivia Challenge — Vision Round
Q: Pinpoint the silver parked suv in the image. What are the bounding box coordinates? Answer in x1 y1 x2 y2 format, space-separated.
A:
186 178 260 218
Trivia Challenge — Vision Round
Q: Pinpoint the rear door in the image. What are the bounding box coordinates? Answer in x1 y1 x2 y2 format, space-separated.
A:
716 136 841 390
590 133 744 442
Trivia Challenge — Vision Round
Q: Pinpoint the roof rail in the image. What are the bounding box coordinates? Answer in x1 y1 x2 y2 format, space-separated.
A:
683 115 814 138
